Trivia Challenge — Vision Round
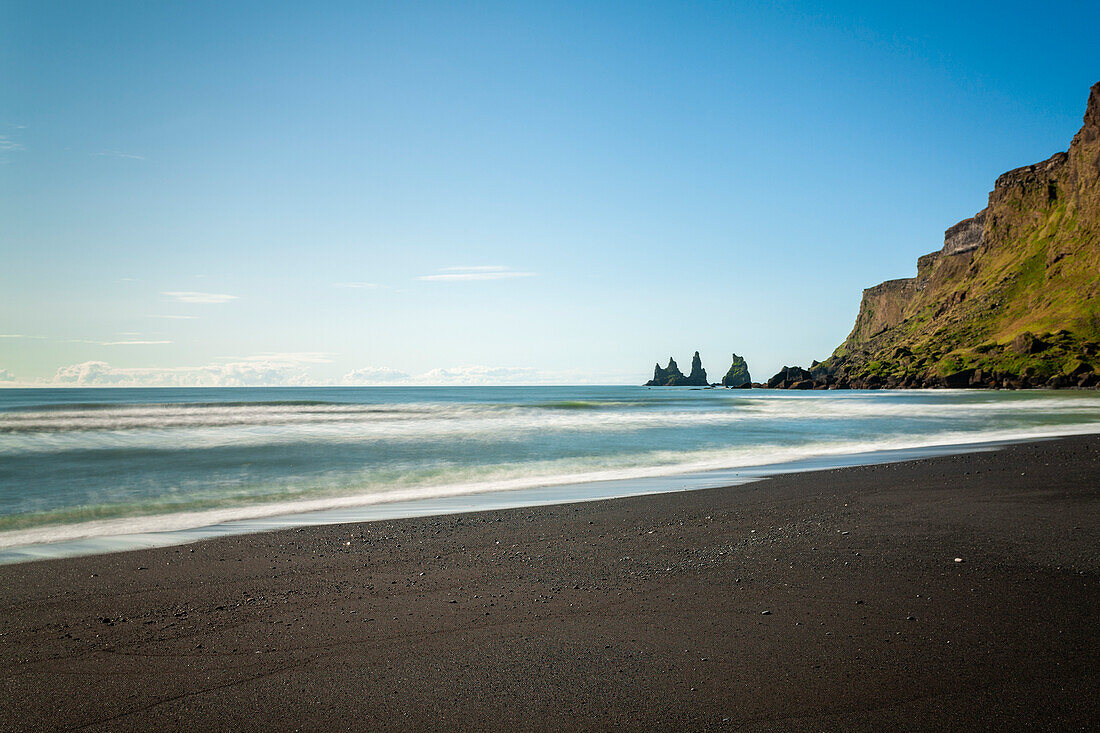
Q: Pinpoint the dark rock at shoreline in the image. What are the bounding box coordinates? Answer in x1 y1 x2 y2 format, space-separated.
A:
766 366 814 389
721 353 752 387
765 360 1098 391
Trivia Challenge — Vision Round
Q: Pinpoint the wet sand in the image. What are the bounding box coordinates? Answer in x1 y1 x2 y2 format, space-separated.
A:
1 435 1097 731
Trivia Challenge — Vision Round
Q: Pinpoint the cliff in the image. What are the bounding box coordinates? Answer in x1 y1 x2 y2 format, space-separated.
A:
804 82 1100 389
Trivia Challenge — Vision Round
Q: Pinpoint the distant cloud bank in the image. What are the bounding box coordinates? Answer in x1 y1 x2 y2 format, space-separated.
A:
341 365 617 386
0 360 619 388
50 360 314 387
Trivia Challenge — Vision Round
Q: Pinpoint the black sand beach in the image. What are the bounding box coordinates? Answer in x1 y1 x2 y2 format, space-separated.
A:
1 435 1097 731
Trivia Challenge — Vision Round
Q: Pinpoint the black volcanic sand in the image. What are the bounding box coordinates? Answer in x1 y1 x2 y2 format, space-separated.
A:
1 437 1098 731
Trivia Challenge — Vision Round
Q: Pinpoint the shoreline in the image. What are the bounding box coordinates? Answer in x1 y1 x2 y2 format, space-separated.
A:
5 425 1100 564
1 434 1096 730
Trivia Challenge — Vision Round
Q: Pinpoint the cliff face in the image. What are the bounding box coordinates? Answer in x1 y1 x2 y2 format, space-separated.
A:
814 82 1100 389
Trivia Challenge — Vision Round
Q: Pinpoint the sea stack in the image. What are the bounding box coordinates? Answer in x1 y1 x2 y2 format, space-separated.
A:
646 357 685 386
721 353 752 387
645 352 710 386
685 352 708 386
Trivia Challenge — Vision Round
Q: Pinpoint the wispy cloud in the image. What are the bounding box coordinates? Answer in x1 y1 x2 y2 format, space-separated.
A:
0 135 24 152
333 282 383 289
163 291 238 304
148 314 198 320
2 334 171 346
100 340 173 346
417 265 535 282
94 150 146 160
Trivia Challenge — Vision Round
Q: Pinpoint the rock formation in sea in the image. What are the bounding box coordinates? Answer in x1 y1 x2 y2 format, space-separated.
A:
770 81 1100 390
721 353 752 387
686 352 707 385
645 352 710 386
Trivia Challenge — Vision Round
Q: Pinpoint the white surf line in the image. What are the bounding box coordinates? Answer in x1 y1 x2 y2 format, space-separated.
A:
1 426 1097 565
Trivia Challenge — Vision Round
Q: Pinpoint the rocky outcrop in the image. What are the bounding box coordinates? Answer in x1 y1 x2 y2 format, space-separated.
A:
646 357 685 386
645 352 710 386
774 82 1100 390
766 366 816 390
721 353 752 387
942 210 986 255
686 352 708 385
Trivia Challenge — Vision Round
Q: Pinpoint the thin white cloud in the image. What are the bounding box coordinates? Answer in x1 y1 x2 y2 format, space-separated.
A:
163 291 238 304
100 340 173 346
439 265 508 272
148 314 198 320
417 265 535 282
94 150 146 160
334 282 383 289
0 135 23 152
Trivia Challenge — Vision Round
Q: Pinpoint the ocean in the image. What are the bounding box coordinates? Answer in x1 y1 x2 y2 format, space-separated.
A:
2 385 1099 562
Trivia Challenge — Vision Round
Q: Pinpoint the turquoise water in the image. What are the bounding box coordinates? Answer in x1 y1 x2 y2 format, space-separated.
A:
2 386 1099 555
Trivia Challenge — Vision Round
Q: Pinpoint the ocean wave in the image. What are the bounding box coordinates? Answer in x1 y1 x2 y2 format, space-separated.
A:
2 420 1099 550
1 391 1098 455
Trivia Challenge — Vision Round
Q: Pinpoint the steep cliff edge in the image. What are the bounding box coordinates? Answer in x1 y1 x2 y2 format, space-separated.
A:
812 82 1100 389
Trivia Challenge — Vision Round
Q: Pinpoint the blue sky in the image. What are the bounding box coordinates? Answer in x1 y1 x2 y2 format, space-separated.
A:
1 1 1097 385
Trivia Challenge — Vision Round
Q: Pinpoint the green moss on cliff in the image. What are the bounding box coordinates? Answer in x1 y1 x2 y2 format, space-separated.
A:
816 82 1100 388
